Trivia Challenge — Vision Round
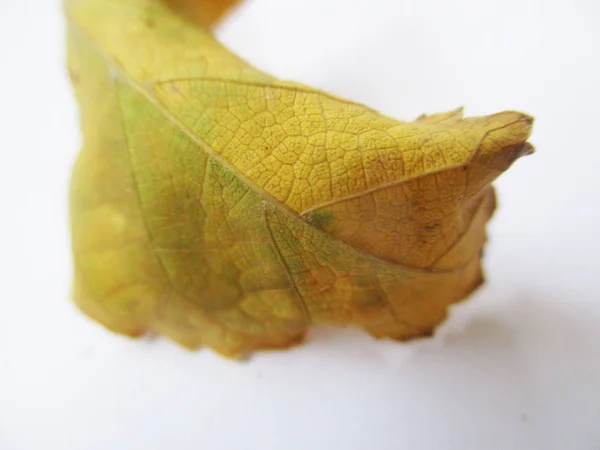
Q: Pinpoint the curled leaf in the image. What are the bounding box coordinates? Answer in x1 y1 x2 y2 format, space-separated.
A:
66 0 533 357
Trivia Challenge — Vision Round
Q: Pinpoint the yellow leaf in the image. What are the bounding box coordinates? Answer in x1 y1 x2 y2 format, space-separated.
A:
65 0 534 358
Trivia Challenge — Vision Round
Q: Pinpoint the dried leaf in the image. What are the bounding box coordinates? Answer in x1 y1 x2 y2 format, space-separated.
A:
66 0 534 358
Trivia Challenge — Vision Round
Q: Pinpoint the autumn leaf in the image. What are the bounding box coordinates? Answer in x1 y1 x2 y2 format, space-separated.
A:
65 0 534 358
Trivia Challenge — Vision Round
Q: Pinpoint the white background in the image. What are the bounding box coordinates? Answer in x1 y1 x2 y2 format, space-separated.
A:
1 0 599 449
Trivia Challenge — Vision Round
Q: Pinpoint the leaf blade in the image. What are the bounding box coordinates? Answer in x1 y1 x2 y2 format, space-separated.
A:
66 0 533 356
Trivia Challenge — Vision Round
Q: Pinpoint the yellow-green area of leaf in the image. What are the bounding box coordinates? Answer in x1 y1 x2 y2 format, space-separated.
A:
65 0 534 358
